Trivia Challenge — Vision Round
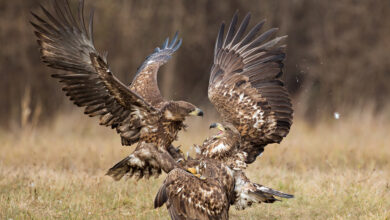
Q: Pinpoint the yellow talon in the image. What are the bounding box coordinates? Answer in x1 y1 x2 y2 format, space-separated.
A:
187 167 197 175
195 174 206 180
187 167 206 180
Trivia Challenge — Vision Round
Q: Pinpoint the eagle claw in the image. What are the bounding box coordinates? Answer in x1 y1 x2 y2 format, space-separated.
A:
187 167 206 180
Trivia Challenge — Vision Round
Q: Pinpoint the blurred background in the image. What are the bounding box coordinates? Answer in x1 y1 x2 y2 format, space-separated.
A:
1 0 390 128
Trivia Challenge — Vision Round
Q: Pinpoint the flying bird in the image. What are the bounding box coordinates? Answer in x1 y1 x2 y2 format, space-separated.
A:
30 0 203 180
155 12 294 219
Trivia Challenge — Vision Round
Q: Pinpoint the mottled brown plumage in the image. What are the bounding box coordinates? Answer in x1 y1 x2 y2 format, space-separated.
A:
195 122 293 211
208 12 293 164
155 147 293 219
155 12 294 219
155 159 235 220
198 10 293 169
196 123 247 170
30 0 203 180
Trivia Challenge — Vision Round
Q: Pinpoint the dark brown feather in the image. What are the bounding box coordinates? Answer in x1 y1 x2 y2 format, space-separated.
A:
208 13 293 164
31 0 160 147
154 166 232 220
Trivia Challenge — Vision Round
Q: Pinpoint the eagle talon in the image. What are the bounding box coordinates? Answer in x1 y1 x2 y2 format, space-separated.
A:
187 167 197 175
195 174 206 180
187 167 206 180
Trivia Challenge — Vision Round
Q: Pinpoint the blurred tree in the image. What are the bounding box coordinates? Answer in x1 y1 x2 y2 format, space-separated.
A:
0 0 389 127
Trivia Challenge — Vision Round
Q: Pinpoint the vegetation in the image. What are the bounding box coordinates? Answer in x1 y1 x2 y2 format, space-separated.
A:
1 111 389 219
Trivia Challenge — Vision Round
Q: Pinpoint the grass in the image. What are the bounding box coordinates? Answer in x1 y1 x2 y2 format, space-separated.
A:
0 110 389 219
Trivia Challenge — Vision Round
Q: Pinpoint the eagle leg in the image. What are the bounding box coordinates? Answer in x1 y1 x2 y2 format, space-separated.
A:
187 167 197 175
186 167 206 180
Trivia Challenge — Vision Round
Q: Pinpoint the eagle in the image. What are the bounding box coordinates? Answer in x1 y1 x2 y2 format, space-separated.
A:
154 12 294 219
155 159 293 220
30 0 204 180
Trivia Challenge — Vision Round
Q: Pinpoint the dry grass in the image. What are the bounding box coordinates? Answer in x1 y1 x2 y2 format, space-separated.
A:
1 110 390 219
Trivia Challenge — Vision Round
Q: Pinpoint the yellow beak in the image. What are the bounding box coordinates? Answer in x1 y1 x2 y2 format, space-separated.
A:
209 122 225 131
189 108 204 117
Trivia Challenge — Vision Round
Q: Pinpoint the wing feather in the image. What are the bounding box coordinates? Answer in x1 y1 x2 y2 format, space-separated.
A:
208 13 293 164
31 0 157 146
155 168 229 220
129 32 183 107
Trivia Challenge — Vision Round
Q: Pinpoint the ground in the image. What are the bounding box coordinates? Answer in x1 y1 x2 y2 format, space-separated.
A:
0 112 389 219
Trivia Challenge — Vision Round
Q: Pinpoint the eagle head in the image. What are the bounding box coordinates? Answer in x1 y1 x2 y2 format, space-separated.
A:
209 122 239 139
163 101 203 121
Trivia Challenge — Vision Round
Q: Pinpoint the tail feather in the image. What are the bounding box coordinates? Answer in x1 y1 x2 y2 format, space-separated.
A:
254 184 294 199
106 156 132 181
248 191 279 203
234 171 294 210
106 155 162 181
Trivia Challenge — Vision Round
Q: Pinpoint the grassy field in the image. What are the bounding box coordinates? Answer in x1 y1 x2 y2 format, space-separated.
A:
0 111 389 219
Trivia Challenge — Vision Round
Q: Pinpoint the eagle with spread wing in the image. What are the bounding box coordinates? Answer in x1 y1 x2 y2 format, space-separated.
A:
30 0 203 180
154 12 294 219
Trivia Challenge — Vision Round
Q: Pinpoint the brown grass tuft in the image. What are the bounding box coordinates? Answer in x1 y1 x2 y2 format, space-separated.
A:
1 110 389 219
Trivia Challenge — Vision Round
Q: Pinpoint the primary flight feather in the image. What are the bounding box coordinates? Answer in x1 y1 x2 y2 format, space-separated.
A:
155 12 294 220
31 0 203 180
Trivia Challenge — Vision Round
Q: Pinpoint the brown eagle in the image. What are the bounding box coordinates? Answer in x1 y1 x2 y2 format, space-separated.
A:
154 12 294 219
155 159 293 220
30 0 203 180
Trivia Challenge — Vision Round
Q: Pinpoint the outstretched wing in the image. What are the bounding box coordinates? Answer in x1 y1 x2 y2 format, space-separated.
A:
208 12 293 163
129 33 182 107
154 168 229 220
31 0 158 146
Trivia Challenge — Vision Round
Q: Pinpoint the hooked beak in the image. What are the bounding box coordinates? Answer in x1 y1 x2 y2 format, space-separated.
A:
189 108 203 117
209 122 225 131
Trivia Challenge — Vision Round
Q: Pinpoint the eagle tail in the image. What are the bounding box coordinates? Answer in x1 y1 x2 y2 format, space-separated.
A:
106 154 162 181
235 171 294 210
154 183 168 208
253 183 294 201
106 156 132 181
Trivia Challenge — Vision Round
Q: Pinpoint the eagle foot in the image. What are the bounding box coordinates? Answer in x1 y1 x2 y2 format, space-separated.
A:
195 174 206 180
187 167 206 180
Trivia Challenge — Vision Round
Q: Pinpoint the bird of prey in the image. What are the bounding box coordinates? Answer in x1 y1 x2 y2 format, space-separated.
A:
200 123 293 210
154 12 294 219
30 0 203 180
155 158 293 220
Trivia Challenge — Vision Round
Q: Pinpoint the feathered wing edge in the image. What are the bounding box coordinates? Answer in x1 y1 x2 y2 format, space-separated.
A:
154 181 168 208
208 12 293 164
106 143 183 181
129 32 183 106
136 32 182 75
31 0 157 146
